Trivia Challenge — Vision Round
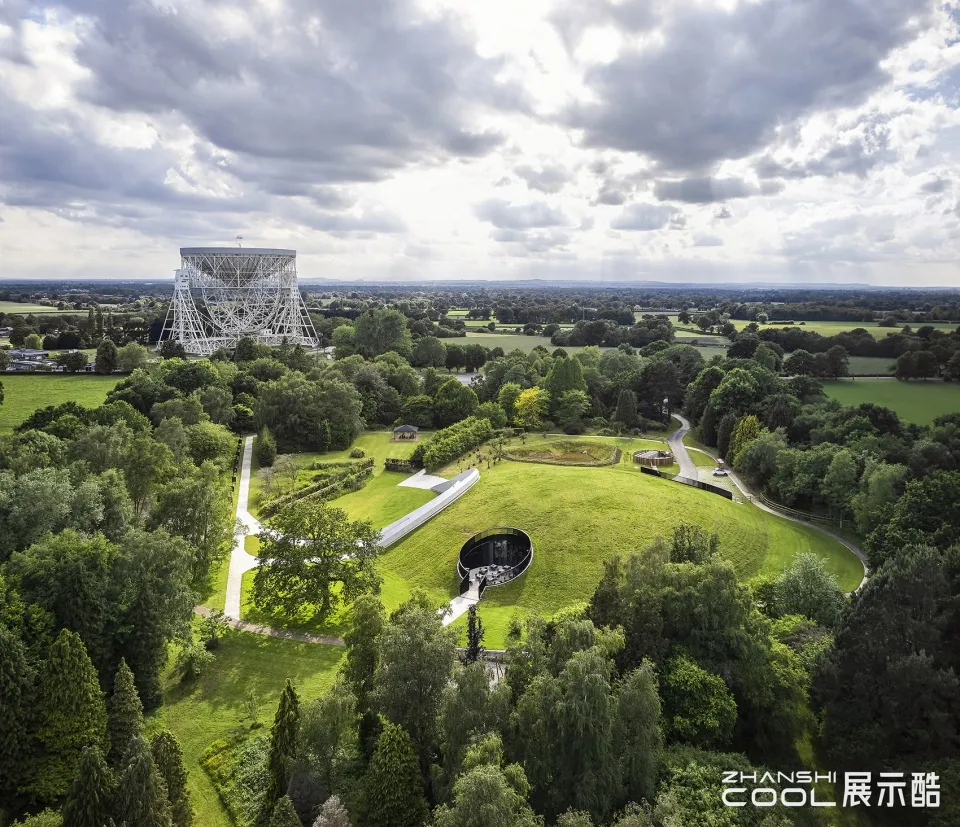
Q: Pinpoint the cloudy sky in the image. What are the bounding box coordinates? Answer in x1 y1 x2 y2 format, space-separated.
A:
3 0 960 285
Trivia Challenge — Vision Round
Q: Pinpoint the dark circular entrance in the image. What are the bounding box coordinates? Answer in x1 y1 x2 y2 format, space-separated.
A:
457 527 533 592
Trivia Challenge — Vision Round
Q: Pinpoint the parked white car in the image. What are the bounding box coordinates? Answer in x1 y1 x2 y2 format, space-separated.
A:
712 468 728 477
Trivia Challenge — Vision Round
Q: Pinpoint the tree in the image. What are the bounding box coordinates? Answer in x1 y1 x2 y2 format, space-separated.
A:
116 342 149 372
513 388 549 431
114 736 173 827
728 414 761 462
342 594 385 714
431 734 538 827
476 400 507 430
616 663 662 805
58 351 89 372
353 309 413 358
772 553 845 629
460 605 485 665
555 390 590 432
371 594 457 774
867 471 960 568
31 629 108 801
497 383 523 422
824 345 850 378
433 380 479 428
312 795 351 827
411 335 446 368
255 428 277 467
364 720 429 827
400 395 435 429
252 500 381 621
715 413 737 460
298 681 357 794
108 659 144 768
61 746 113 827
661 655 736 750
783 349 816 376
94 339 118 374
269 796 302 827
159 339 187 359
614 390 637 429
151 731 192 827
851 462 908 535
821 448 858 520
545 357 587 407
0 625 33 802
264 680 301 814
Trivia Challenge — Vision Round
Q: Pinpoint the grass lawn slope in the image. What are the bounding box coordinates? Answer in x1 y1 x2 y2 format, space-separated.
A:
152 626 344 827
822 379 960 426
381 459 863 647
0 374 121 431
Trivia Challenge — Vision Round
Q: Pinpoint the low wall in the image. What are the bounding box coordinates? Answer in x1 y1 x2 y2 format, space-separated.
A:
378 469 480 548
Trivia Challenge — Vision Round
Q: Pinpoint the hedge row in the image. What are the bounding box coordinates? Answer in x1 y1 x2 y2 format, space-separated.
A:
307 458 373 472
413 416 494 472
262 461 373 516
503 447 622 468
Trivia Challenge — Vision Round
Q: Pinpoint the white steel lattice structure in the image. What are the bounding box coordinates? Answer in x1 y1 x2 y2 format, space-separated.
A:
159 247 319 355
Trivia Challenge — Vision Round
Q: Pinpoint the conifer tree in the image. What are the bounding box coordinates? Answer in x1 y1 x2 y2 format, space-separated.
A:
264 680 300 813
108 659 144 768
32 629 108 802
268 796 301 827
151 730 192 827
615 390 638 429
365 721 428 827
62 745 113 827
0 625 33 801
459 605 485 665
113 736 173 827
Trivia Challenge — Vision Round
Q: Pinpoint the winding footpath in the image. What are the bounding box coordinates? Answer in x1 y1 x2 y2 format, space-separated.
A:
199 435 480 643
669 413 868 593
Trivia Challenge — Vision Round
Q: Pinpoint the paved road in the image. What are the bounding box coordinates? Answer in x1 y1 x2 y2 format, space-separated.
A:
667 412 699 480
669 414 868 593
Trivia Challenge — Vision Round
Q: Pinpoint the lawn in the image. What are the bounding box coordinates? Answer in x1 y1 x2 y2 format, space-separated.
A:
381 458 863 647
0 373 121 431
846 356 895 376
0 300 63 314
151 625 344 827
822 379 960 426
249 430 424 514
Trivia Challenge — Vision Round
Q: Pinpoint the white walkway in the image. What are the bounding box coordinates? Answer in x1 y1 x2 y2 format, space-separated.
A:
225 436 262 620
443 582 480 626
222 437 481 621
396 469 447 489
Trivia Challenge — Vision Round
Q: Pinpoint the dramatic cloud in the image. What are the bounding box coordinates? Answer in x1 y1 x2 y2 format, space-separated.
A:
564 0 937 173
1 0 960 283
610 203 680 231
475 198 572 230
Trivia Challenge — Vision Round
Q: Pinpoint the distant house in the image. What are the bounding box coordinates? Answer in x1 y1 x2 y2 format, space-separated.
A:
393 424 420 441
8 348 48 362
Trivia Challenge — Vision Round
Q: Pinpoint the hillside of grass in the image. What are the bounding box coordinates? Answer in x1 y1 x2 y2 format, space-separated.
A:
381 458 863 647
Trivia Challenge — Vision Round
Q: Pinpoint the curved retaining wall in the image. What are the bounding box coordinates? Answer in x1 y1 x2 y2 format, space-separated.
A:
378 469 480 548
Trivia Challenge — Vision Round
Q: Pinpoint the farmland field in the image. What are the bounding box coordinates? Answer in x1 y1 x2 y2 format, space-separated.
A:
730 318 960 339
822 378 960 425
0 300 63 314
0 373 121 431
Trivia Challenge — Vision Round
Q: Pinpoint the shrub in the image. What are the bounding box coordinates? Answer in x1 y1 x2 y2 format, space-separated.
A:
255 428 277 467
419 416 493 472
175 642 215 681
349 447 365 458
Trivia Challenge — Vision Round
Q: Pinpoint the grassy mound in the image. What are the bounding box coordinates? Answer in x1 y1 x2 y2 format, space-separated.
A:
380 459 864 647
506 439 619 465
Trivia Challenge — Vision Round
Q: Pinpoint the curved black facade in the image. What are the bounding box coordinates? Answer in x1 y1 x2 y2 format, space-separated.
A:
457 527 533 590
